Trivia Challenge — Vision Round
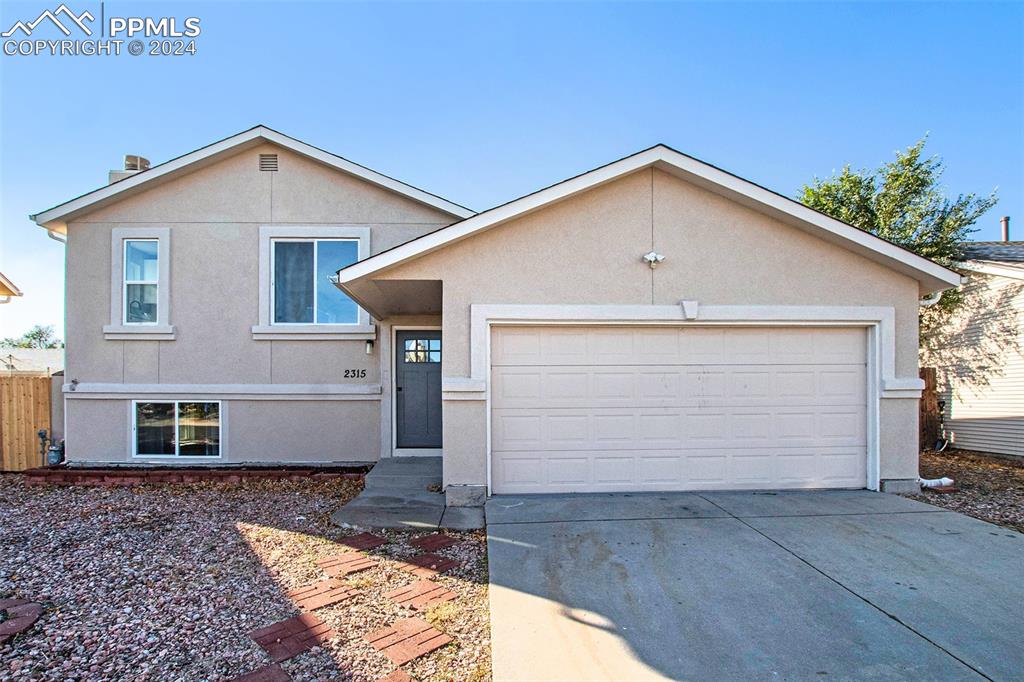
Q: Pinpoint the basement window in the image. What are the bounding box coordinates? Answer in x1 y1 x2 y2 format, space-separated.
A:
133 401 221 458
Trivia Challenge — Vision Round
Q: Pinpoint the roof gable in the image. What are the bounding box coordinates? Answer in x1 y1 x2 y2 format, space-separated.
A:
31 126 473 230
338 144 961 295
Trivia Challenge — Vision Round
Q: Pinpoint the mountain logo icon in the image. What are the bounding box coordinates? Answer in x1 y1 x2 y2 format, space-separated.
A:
2 4 95 38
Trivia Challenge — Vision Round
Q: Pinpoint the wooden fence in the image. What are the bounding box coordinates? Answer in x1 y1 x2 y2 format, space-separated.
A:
0 376 52 471
919 367 940 450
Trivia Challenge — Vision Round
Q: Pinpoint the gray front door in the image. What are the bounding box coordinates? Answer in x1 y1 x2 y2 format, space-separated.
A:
395 330 442 449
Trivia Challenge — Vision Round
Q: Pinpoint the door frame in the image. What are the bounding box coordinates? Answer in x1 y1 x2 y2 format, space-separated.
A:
391 325 443 457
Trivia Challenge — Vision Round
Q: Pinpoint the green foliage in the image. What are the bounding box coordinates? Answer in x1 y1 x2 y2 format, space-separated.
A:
800 137 997 342
1 324 63 349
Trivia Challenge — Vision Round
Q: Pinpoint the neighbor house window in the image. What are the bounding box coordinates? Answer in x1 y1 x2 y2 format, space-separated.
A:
123 239 159 324
134 401 220 457
272 239 359 324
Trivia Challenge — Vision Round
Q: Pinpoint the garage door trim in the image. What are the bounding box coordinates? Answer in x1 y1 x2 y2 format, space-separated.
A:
465 303 920 495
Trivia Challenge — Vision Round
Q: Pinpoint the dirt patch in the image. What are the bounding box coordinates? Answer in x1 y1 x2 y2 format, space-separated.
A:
908 449 1024 533
0 474 490 681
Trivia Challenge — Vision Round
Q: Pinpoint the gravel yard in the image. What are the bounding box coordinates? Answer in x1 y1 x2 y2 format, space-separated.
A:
911 449 1024 533
0 475 491 681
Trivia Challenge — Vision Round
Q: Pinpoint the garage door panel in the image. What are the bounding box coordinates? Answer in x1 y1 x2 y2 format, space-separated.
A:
492 365 866 409
492 406 867 452
491 326 868 493
493 445 867 494
491 327 866 366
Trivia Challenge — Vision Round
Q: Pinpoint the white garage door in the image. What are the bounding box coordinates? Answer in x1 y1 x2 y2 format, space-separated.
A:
490 326 867 494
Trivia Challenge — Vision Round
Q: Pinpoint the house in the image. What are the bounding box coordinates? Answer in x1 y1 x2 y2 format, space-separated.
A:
926 235 1024 457
0 271 22 303
1 348 64 376
31 126 960 504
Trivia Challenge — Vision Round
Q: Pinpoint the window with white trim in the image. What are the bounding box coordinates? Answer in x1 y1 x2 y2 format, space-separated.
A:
254 226 372 338
123 239 159 324
272 238 359 324
133 401 221 457
105 227 173 339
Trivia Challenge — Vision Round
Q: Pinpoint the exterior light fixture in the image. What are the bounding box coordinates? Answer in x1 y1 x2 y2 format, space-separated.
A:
642 251 665 269
365 340 374 354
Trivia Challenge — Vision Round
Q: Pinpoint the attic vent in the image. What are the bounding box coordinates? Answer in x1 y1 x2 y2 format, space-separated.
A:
259 154 278 172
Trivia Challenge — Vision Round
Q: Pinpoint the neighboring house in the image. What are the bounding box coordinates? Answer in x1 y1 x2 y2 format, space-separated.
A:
31 126 960 504
928 240 1024 457
0 271 22 303
1 348 64 376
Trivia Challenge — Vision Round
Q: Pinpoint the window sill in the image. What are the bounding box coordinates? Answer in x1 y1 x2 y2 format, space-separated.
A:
103 324 176 340
250 324 376 341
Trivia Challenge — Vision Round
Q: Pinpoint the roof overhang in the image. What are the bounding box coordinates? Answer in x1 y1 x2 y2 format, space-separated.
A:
959 260 1024 281
0 271 23 298
337 144 962 298
30 125 474 232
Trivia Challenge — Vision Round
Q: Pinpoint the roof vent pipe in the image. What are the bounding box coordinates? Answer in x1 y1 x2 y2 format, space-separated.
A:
1001 216 1010 242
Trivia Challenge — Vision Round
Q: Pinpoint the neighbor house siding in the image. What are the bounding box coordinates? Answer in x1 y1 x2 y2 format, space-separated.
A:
61 143 456 464
934 271 1024 457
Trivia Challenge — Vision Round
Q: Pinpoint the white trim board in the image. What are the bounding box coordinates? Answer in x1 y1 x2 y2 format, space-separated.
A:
31 126 473 230
463 302 925 494
67 383 381 401
338 145 960 295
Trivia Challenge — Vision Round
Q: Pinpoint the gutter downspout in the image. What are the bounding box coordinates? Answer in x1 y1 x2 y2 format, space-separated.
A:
919 291 942 307
47 230 67 244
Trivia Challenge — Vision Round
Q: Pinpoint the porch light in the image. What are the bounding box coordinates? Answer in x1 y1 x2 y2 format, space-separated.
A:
365 340 374 354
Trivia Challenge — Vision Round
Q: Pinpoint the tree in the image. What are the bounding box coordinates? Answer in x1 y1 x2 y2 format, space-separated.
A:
1 325 63 349
799 137 997 344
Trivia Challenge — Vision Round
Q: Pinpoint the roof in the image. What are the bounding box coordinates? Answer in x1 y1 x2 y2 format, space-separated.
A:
30 126 474 230
0 271 22 298
338 144 962 295
959 241 1024 263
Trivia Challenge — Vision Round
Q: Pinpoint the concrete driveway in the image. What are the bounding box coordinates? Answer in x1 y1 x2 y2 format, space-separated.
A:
485 490 1023 681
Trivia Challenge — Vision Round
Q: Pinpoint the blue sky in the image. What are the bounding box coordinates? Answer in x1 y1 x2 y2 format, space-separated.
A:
1 1 1021 340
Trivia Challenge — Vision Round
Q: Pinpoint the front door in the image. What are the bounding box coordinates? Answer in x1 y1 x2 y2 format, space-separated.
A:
395 330 443 449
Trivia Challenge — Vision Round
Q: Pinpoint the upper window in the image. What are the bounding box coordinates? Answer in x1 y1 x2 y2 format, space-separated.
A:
272 238 359 325
254 226 372 339
124 239 159 324
105 228 173 340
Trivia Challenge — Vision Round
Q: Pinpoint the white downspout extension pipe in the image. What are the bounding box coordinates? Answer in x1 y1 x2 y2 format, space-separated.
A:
919 477 955 488
919 291 942 307
47 230 67 244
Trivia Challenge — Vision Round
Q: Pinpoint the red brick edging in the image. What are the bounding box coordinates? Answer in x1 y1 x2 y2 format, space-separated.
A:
21 467 366 487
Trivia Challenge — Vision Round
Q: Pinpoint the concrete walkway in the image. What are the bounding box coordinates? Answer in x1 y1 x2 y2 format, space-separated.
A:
486 490 1024 681
331 457 483 530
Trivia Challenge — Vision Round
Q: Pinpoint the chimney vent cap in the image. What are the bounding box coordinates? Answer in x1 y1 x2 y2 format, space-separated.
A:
124 155 150 172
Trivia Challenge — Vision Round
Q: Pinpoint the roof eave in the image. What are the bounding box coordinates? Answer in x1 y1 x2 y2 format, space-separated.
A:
338 145 962 294
30 126 473 228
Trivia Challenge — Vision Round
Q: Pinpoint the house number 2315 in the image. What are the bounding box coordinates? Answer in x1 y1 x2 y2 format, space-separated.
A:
344 369 367 379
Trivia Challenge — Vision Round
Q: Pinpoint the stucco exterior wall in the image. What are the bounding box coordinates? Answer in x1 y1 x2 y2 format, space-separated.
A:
379 168 924 487
62 143 455 464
